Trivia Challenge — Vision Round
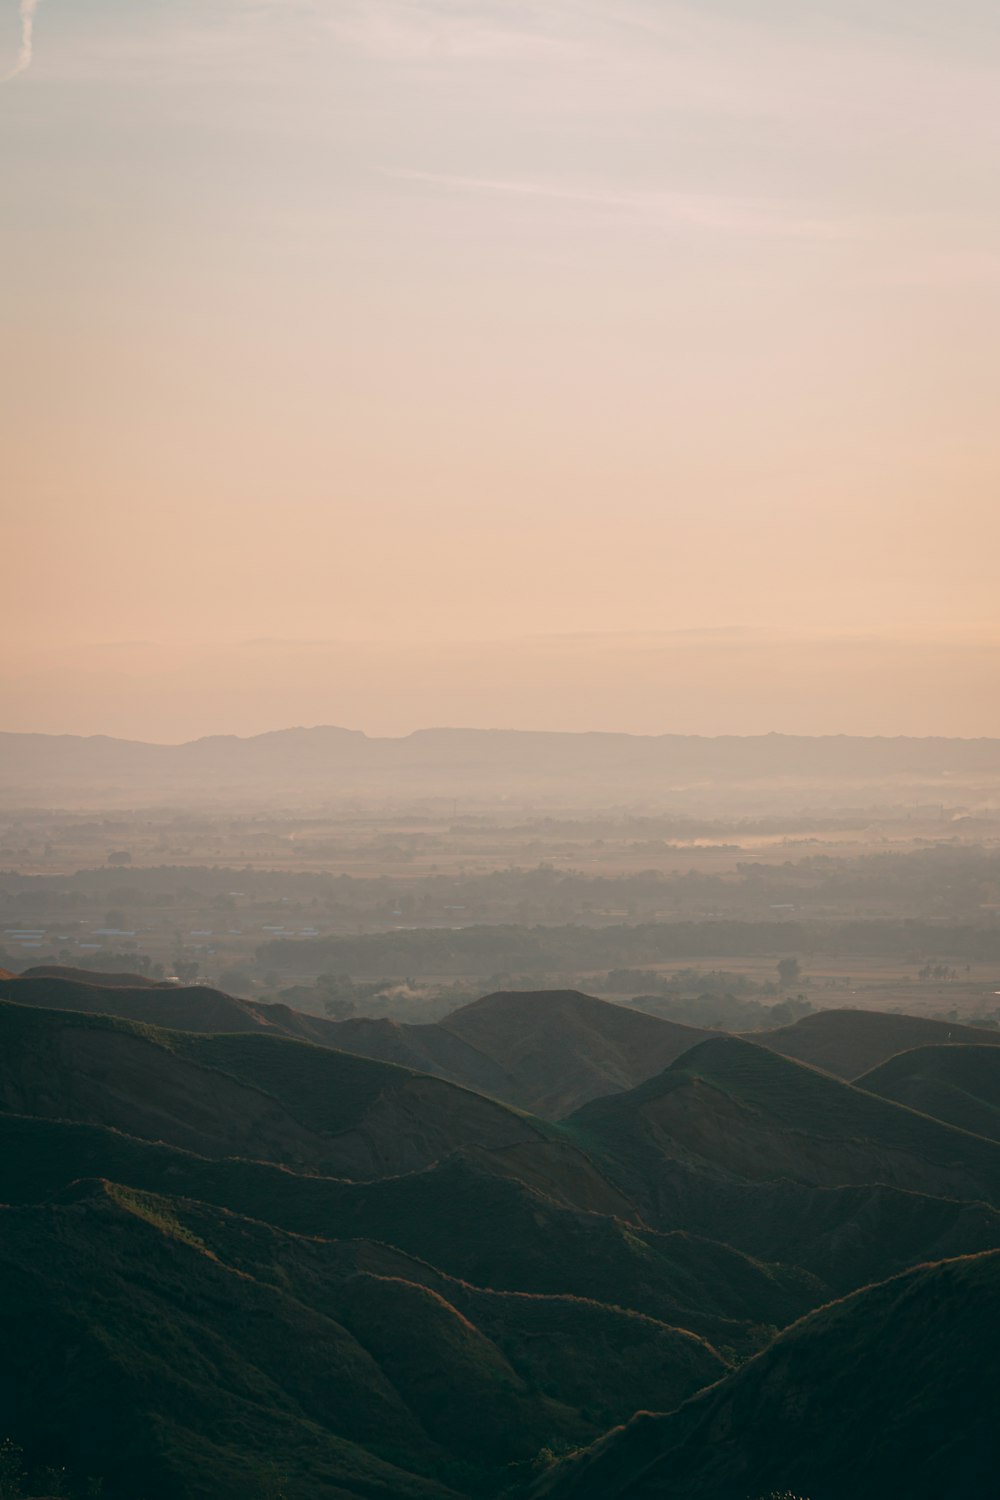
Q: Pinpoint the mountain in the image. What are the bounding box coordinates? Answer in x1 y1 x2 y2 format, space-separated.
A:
4 985 1000 1497
0 971 517 1103
568 1034 1000 1213
0 972 341 1041
0 974 712 1118
530 1250 1000 1500
0 1181 729 1499
21 964 165 987
859 1043 1000 1141
0 1105 823 1359
4 727 1000 804
0 998 633 1213
439 991 713 1118
749 1006 1000 1079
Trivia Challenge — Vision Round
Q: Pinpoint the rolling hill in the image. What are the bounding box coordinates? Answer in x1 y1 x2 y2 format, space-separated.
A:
0 973 714 1118
0 1180 731 1499
569 1034 1000 1207
8 967 519 1096
750 1006 1000 1079
530 1249 1000 1500
0 999 632 1214
0 1107 820 1356
439 990 713 1117
2 985 999 1496
0 971 334 1040
859 1043 1000 1141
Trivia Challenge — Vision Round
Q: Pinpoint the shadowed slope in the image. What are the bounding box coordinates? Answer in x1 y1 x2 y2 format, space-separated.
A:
0 973 713 1118
0 1000 629 1212
859 1043 1000 1141
750 1006 1000 1080
530 1250 1000 1500
0 1181 731 1498
21 964 167 987
0 1110 818 1353
148 1189 729 1449
440 990 712 1117
569 1034 1000 1206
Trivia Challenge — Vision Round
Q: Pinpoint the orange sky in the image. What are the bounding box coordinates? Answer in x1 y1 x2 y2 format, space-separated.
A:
3 2 1000 737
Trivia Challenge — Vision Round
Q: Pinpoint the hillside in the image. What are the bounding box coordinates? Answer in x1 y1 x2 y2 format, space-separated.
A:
0 972 295 1034
440 991 712 1117
2 988 1000 1495
530 1250 1000 1500
0 972 542 1104
0 1181 733 1498
0 1106 834 1356
0 999 633 1214
0 973 713 1118
750 1006 1000 1079
21 964 166 988
568 1034 1000 1209
859 1043 1000 1141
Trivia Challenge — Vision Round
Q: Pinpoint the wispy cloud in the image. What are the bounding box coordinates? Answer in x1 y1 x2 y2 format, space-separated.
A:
4 0 40 81
389 169 853 241
322 0 577 61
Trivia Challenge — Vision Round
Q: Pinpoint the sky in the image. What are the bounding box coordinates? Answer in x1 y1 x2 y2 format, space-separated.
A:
2 0 1000 739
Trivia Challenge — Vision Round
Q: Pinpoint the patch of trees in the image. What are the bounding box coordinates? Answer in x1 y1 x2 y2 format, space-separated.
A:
257 919 1000 979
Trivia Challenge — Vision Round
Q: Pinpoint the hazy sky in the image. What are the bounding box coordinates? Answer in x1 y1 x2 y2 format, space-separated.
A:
3 2 1000 737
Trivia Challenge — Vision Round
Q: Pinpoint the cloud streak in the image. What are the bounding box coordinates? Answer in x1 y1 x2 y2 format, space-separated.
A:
389 169 853 241
4 0 40 80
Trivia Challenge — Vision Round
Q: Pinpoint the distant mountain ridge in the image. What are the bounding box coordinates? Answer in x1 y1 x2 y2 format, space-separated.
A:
3 725 999 800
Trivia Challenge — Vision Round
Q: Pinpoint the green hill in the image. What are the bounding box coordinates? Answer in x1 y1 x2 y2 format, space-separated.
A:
1 1177 717 1499
0 972 296 1036
3 969 520 1099
0 1108 820 1355
569 1034 1000 1208
749 1006 1000 1080
529 1250 1000 1500
859 1043 1000 1141
0 975 712 1119
3 986 1000 1497
440 991 712 1118
0 999 629 1213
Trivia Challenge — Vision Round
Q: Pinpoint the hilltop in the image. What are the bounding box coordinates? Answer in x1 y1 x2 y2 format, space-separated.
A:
439 990 712 1117
750 1006 1000 1079
569 1034 1000 1210
0 973 712 1118
0 999 634 1212
859 1043 1000 1141
0 971 515 1097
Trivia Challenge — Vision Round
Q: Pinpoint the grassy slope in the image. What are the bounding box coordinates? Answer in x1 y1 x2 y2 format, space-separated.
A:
529 1250 1000 1500
0 973 543 1105
0 973 290 1035
0 1108 817 1354
859 1043 1000 1141
440 991 712 1118
750 1007 1000 1080
0 999 633 1211
0 1182 731 1498
568 1034 1000 1206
